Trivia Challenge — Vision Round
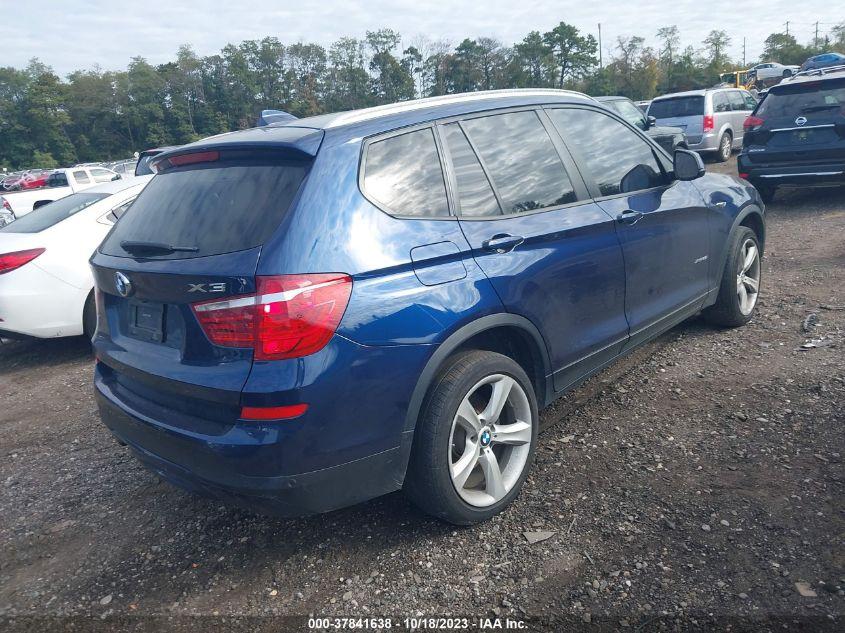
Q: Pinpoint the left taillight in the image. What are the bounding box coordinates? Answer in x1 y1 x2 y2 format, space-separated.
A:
0 248 45 275
191 274 353 360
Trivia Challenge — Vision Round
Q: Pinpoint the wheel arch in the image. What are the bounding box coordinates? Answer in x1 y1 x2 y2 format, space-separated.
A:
396 313 553 485
715 203 766 286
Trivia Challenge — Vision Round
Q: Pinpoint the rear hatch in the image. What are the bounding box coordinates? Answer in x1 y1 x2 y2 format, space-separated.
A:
742 77 845 165
92 140 317 433
648 95 705 143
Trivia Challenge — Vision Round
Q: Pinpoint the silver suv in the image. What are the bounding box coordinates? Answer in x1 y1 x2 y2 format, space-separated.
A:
647 88 758 162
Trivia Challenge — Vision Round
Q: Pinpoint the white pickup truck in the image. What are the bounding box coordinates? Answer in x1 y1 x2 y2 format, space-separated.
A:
0 166 121 222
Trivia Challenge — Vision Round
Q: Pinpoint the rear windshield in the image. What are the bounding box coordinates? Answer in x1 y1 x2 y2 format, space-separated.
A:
48 172 68 187
101 155 310 259
649 96 705 118
757 79 845 118
0 192 108 233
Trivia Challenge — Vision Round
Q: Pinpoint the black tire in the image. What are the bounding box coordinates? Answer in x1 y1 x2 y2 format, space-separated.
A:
82 292 96 341
716 131 732 162
703 226 762 327
755 183 777 203
404 350 539 525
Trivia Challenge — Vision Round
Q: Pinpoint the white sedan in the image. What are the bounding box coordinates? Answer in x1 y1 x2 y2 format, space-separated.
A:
0 176 152 339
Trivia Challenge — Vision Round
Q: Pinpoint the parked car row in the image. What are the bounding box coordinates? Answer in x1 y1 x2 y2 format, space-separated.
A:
2 76 839 524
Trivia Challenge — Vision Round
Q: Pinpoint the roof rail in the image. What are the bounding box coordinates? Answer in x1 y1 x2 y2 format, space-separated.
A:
788 64 845 80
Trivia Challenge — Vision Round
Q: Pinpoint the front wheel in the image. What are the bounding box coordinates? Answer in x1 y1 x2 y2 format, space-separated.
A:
404 350 538 525
703 226 762 327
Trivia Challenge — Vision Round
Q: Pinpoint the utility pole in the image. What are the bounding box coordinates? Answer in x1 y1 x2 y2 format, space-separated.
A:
742 37 746 67
598 23 603 69
814 21 820 48
785 21 790 36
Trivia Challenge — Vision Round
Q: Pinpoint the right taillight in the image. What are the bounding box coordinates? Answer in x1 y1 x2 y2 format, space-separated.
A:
703 115 715 132
192 274 352 360
0 248 45 275
744 115 765 131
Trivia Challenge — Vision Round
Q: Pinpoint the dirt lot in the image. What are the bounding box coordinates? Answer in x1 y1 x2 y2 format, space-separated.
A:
1 158 843 632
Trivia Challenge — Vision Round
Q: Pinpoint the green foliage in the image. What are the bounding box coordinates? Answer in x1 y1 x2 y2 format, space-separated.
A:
0 22 842 169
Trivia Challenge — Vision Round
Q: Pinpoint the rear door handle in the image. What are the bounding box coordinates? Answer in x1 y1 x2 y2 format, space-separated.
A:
482 234 524 253
616 210 644 225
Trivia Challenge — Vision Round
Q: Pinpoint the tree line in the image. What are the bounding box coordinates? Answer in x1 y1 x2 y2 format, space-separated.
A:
1 22 843 169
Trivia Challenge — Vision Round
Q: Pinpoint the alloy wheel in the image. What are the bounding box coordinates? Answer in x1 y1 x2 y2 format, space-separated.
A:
736 238 760 315
720 134 732 161
448 374 533 507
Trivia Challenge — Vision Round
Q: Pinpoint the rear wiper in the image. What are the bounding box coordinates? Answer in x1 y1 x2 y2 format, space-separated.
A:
800 104 839 112
120 240 199 255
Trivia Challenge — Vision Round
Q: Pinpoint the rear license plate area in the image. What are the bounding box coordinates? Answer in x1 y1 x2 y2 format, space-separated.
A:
128 301 165 342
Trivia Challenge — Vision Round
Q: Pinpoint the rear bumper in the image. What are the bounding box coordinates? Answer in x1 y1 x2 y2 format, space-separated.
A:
738 155 845 186
0 264 88 338
95 376 410 516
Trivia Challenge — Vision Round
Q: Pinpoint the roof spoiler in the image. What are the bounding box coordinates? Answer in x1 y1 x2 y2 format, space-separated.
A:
257 109 298 127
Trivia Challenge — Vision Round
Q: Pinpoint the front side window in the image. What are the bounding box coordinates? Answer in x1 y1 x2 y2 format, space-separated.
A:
441 123 500 217
728 91 746 111
610 100 647 130
548 108 666 197
363 128 449 217
91 168 115 183
461 110 576 213
742 92 758 110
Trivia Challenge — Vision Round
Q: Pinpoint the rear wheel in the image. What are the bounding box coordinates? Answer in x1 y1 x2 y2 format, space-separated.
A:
703 226 762 327
404 350 538 525
717 131 732 162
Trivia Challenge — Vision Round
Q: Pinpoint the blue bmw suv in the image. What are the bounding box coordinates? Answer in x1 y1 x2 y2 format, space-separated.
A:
91 90 766 524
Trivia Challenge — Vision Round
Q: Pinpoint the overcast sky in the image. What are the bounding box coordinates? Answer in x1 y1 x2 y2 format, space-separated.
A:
0 0 839 77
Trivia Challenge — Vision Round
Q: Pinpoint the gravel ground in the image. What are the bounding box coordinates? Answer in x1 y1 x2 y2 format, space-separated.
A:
0 158 843 632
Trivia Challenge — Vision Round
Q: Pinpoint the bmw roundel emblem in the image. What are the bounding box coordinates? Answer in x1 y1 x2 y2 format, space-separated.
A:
480 429 492 447
114 271 133 297
794 116 807 126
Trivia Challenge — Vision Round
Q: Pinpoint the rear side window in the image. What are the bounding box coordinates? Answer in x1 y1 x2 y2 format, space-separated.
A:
73 170 90 184
363 128 449 217
756 80 845 118
441 123 500 217
48 172 68 187
101 154 310 259
461 111 576 213
0 192 108 233
548 108 666 197
648 96 704 118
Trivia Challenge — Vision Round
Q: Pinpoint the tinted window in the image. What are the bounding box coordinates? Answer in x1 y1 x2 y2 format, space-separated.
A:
757 80 845 118
728 91 746 111
548 108 666 197
102 155 310 259
648 96 704 118
73 170 90 184
0 192 108 233
48 172 68 187
461 111 575 213
364 128 449 217
135 155 157 176
442 123 500 217
713 92 731 113
106 197 137 223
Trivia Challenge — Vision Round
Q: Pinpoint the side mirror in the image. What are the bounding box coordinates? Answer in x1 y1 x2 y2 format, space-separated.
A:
673 149 705 181
646 115 656 129
112 174 122 181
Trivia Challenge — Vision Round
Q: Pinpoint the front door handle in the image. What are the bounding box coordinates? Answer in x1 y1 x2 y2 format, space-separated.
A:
482 233 524 253
616 210 644 225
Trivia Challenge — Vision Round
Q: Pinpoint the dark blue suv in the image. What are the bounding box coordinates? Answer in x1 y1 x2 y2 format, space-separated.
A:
91 90 766 524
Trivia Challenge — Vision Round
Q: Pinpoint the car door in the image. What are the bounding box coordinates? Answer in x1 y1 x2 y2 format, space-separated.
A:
728 90 749 145
712 91 733 141
442 109 629 392
545 106 711 349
